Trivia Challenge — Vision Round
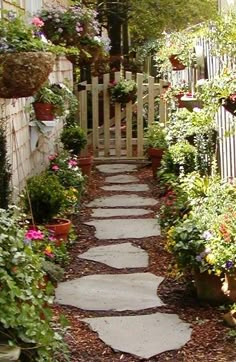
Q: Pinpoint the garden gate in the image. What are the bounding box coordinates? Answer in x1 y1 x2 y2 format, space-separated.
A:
77 71 167 160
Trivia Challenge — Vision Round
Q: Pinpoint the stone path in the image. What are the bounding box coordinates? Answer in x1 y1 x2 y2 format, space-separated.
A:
55 163 192 359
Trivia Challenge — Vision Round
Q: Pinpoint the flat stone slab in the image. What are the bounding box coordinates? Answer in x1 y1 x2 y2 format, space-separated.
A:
85 219 160 239
82 313 192 359
96 164 137 174
105 175 139 184
87 195 158 208
78 242 149 269
101 184 149 192
91 208 151 218
55 273 164 311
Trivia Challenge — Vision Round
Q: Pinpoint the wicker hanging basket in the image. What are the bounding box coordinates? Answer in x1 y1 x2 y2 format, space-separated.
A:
0 52 56 99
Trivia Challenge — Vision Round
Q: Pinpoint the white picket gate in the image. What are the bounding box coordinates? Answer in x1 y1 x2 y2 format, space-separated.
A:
77 71 167 160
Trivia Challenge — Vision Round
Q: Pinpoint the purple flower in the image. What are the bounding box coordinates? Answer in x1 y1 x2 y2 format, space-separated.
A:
225 260 234 269
196 255 202 262
202 231 213 240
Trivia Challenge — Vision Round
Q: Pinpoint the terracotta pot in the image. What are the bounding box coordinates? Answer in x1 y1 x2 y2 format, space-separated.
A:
222 96 236 116
169 55 186 71
148 148 164 178
33 102 54 120
45 218 71 243
0 52 55 98
222 272 236 302
176 92 185 108
78 155 93 177
193 270 228 305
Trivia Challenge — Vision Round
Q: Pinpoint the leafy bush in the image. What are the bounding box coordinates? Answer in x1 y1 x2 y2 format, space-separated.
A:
144 121 167 149
108 79 137 103
60 126 87 155
23 173 67 224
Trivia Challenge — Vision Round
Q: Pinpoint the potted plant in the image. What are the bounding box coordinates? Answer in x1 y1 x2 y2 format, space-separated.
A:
60 125 93 176
23 172 71 241
163 81 190 108
108 78 137 104
32 83 77 121
0 10 56 98
144 122 167 178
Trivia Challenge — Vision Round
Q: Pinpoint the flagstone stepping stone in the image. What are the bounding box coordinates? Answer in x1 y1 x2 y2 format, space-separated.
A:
85 219 160 239
105 175 139 184
87 195 157 208
78 242 149 269
82 313 192 359
55 273 164 311
91 208 151 218
101 184 149 192
96 164 137 174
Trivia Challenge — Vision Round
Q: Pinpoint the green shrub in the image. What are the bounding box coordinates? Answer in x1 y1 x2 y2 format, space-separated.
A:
60 126 87 155
23 173 66 224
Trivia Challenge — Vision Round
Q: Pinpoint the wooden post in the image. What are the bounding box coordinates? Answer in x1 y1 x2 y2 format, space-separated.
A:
103 73 110 157
125 71 133 158
148 76 155 125
92 76 99 157
115 72 121 157
137 73 144 157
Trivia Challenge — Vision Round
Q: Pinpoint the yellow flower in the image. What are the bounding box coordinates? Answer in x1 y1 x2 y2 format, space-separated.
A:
215 269 221 277
45 245 52 253
205 253 216 265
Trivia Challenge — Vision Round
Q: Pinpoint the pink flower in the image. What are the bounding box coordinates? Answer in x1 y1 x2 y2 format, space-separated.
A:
48 154 57 161
68 159 78 167
32 17 44 28
52 165 59 171
25 229 44 240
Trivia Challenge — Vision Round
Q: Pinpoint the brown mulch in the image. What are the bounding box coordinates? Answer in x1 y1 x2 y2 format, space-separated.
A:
55 165 236 362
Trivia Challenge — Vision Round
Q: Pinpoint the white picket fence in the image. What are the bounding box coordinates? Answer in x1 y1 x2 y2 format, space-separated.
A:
77 71 168 160
168 38 236 180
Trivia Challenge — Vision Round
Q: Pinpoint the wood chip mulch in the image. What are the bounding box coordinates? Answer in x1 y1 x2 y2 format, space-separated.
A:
55 165 236 362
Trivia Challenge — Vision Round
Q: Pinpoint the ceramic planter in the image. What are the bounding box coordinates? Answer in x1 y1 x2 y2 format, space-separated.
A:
148 147 164 178
169 55 186 71
180 95 203 111
0 52 55 98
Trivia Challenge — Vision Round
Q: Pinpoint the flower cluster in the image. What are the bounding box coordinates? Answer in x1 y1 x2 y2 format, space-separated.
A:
108 79 137 104
48 152 84 211
0 10 49 53
38 6 100 47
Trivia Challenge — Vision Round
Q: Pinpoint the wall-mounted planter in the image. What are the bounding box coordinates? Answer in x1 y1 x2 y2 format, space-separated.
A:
29 120 57 151
180 95 203 111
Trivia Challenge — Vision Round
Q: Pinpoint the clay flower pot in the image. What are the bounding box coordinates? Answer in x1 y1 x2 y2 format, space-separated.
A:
169 55 186 71
193 270 228 305
45 218 72 243
78 155 93 177
33 102 55 121
148 148 164 178
222 272 236 302
222 95 236 116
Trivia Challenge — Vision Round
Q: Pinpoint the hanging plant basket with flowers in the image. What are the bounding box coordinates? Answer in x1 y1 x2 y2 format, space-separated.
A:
108 79 137 104
0 11 56 99
221 94 236 116
38 6 100 48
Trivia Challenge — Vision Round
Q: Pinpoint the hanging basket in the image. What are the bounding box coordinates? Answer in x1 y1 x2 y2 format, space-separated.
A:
0 52 55 99
221 95 236 116
169 55 186 71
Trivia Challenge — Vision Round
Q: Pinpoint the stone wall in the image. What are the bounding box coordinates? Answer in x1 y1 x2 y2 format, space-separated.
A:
0 56 73 199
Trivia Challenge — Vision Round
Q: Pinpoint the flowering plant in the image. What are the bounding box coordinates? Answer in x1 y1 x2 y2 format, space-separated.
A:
0 208 66 360
48 152 84 210
108 79 137 104
38 6 100 47
144 122 167 150
0 10 50 53
162 81 190 104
